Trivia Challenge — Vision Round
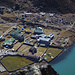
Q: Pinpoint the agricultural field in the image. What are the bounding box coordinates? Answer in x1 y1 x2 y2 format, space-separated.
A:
1 56 33 71
18 44 31 55
35 46 47 56
42 48 62 62
12 42 22 51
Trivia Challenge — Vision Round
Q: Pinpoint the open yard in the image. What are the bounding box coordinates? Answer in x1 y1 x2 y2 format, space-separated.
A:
43 28 56 35
1 13 17 17
60 31 75 37
0 41 5 48
60 30 75 43
25 27 35 33
25 38 36 44
0 72 9 75
0 24 12 35
5 35 12 38
35 46 47 56
42 48 62 62
19 24 24 28
1 56 33 71
18 44 31 55
16 26 22 30
2 27 11 32
8 29 15 34
13 42 22 51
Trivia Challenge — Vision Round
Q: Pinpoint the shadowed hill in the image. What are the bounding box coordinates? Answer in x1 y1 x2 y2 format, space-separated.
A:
0 0 15 8
0 0 75 13
31 0 75 13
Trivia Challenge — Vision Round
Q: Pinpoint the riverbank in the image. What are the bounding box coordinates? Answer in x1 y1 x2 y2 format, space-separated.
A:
49 43 75 65
52 43 75 75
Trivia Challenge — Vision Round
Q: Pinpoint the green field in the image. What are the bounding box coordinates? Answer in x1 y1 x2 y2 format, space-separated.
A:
1 56 33 71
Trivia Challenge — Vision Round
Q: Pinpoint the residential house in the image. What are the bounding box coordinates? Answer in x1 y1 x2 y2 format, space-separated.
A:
34 27 44 34
3 38 15 48
29 46 37 54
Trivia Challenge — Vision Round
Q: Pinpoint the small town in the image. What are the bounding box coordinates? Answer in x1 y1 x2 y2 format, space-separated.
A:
0 2 75 75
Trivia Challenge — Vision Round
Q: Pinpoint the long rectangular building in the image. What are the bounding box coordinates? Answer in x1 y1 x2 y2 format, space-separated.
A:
37 37 50 46
10 30 24 42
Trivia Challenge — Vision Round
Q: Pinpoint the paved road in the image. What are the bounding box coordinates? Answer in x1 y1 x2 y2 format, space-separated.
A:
0 49 23 56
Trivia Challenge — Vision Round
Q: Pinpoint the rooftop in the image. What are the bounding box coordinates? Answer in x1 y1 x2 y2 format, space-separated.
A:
10 30 24 38
38 37 50 42
34 29 44 34
38 34 46 38
3 38 15 45
10 30 20 36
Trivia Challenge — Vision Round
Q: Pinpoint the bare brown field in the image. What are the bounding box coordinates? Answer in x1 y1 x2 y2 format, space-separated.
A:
42 48 62 62
35 47 47 56
13 42 22 51
18 44 31 55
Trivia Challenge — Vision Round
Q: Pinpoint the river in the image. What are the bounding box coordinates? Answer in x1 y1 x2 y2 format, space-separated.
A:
52 44 75 75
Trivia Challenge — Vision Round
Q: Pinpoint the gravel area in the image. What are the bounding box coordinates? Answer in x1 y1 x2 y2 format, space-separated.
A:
0 65 6 72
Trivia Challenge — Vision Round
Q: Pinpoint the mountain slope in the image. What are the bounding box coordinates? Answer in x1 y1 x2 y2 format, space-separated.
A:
31 0 75 13
0 0 15 8
0 0 75 13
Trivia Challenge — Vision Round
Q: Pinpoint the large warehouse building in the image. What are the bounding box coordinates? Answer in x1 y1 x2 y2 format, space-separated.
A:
10 30 24 42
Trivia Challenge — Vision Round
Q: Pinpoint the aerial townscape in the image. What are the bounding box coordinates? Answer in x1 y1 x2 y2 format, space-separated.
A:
0 0 75 75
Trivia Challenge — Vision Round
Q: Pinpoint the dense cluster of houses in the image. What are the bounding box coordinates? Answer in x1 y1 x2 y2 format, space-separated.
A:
1 28 24 48
33 27 54 46
25 27 54 62
19 12 73 28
